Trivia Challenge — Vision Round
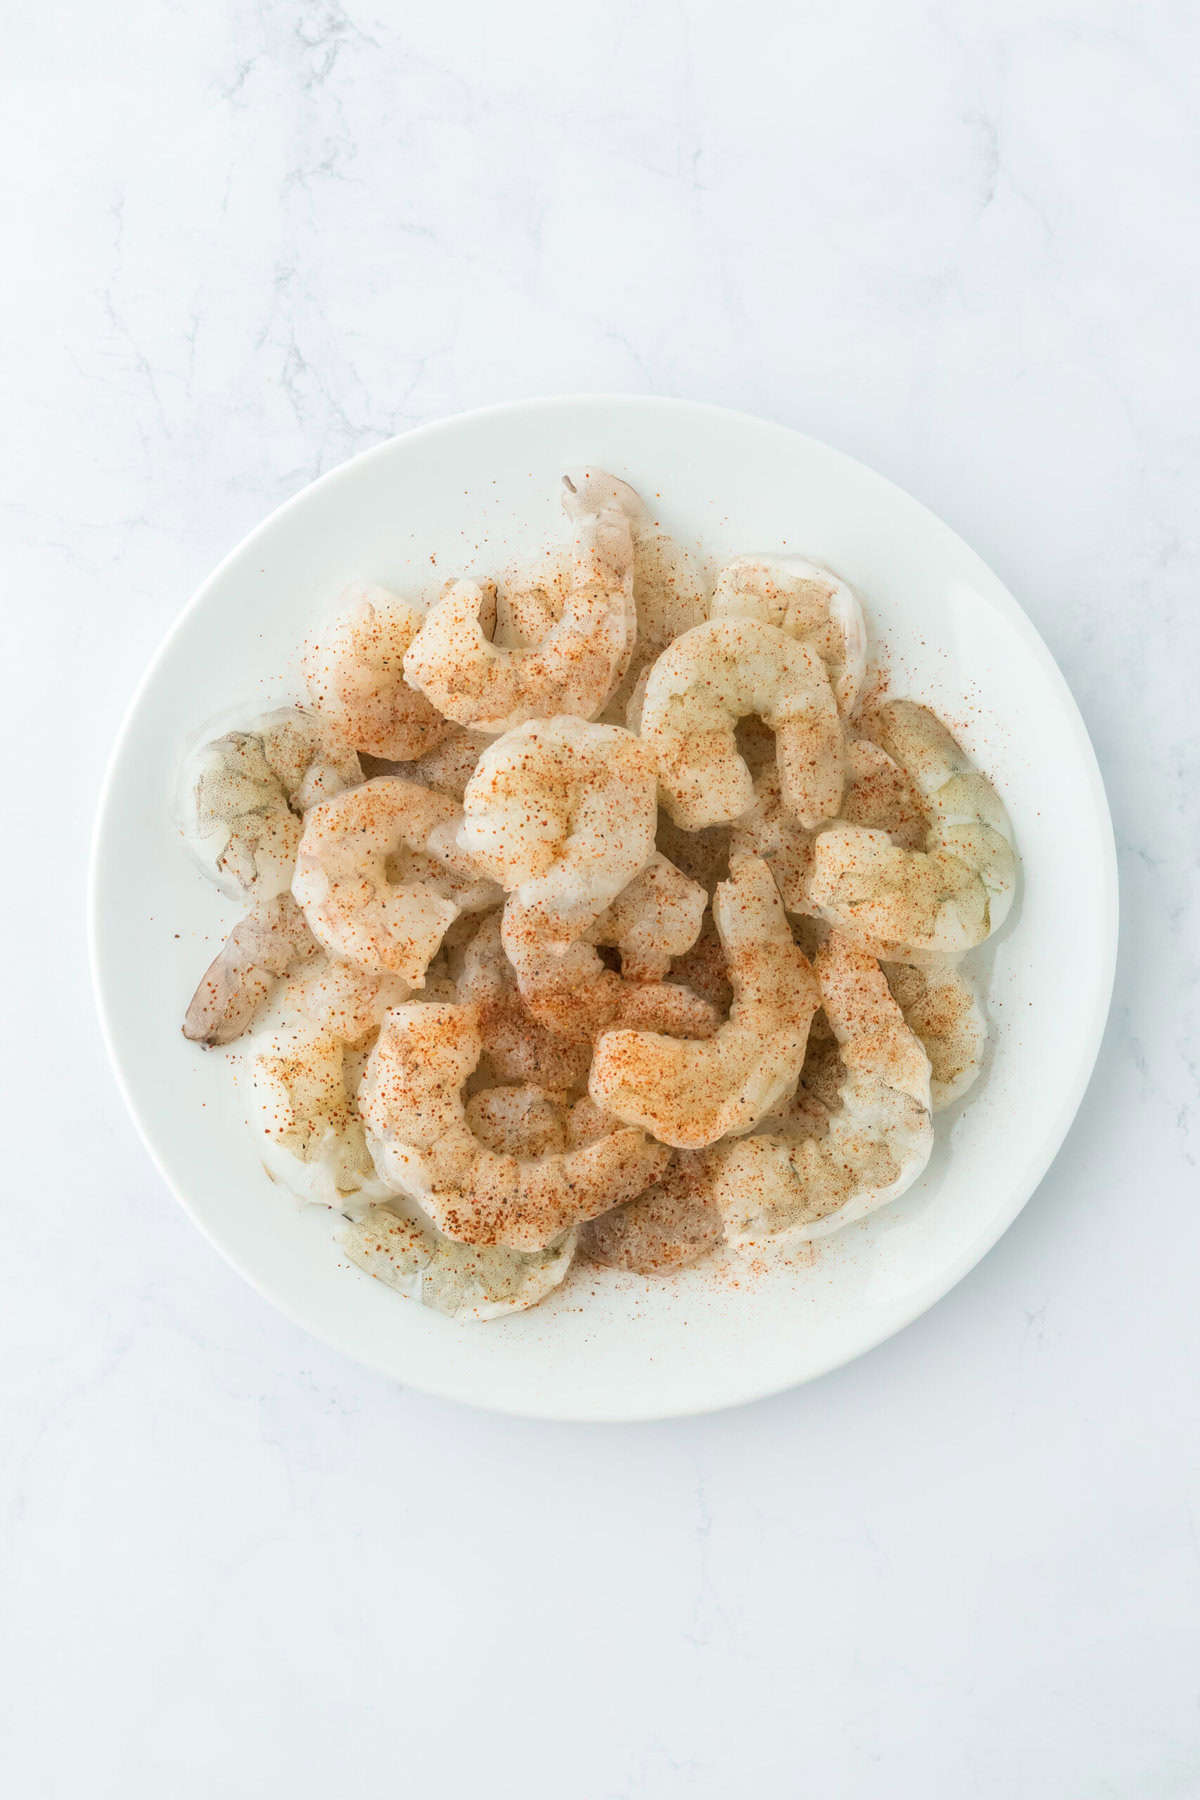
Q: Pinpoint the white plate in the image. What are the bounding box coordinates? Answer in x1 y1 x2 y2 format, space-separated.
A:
90 397 1117 1421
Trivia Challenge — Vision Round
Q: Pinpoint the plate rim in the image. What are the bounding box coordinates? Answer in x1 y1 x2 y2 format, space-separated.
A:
88 393 1120 1421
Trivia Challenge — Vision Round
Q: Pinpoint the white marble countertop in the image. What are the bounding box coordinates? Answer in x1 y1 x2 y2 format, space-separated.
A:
5 1 1198 1793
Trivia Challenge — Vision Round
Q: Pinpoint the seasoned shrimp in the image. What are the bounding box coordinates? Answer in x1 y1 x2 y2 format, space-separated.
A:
302 583 449 761
292 777 500 984
559 470 712 722
182 893 319 1047
883 959 986 1109
359 1004 671 1250
402 473 639 733
639 618 844 831
248 961 410 1209
584 853 707 981
588 857 820 1149
456 913 592 1092
459 718 658 950
342 1204 576 1322
714 931 932 1249
502 902 719 1046
581 1152 723 1274
731 736 925 915
809 701 1017 958
711 556 868 715
180 708 361 902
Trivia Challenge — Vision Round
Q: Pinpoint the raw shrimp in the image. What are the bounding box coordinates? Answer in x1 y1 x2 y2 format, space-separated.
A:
731 737 925 915
711 556 867 715
883 959 987 1109
560 469 712 722
402 473 639 733
588 857 820 1148
456 913 592 1092
292 776 500 984
459 717 658 950
359 1003 671 1250
502 901 719 1046
714 931 933 1250
302 583 450 761
584 853 707 981
581 1152 723 1275
182 893 319 1047
639 618 844 831
248 961 412 1210
808 701 1016 958
341 1204 576 1322
180 708 361 902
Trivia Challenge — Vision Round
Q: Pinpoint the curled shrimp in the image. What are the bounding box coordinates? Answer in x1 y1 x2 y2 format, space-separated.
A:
588 856 820 1149
639 618 844 831
182 893 320 1047
808 701 1017 958
341 1204 576 1322
302 583 450 761
581 1152 723 1275
882 959 987 1110
459 717 659 950
359 1003 671 1250
502 902 718 1046
731 736 927 914
292 776 500 984
248 962 409 1209
456 912 592 1092
583 853 707 981
402 473 639 733
564 470 712 722
714 931 933 1250
711 556 867 715
180 708 361 902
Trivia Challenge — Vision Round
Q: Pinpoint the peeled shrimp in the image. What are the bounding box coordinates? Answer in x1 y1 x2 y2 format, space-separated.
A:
883 959 986 1109
731 736 926 915
808 701 1016 958
502 902 718 1046
402 473 639 734
180 708 361 902
182 893 319 1047
459 717 658 950
714 931 933 1251
302 583 449 761
583 853 707 981
341 1204 576 1322
456 912 592 1092
359 1003 671 1250
249 961 410 1209
581 1152 723 1274
292 777 500 984
639 618 844 831
711 556 867 715
588 857 820 1149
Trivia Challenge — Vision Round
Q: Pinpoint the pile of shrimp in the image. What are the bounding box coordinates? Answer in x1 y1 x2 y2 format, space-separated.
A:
178 470 1017 1322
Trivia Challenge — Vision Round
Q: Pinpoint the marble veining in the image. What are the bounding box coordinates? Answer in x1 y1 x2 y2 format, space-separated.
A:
3 1 1198 1794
